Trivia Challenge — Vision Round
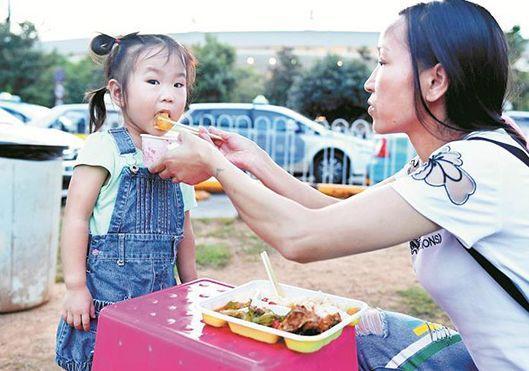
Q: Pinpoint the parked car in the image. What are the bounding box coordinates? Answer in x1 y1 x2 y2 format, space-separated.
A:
504 110 529 138
0 100 51 123
367 133 415 184
29 103 122 138
0 108 84 197
180 103 375 184
28 104 123 192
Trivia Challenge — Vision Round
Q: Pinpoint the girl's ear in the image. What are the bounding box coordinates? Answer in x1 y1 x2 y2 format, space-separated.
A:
107 79 124 108
420 63 449 103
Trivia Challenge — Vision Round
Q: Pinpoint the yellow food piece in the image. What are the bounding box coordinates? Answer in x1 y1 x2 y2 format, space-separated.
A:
347 307 360 315
347 307 360 327
154 113 173 131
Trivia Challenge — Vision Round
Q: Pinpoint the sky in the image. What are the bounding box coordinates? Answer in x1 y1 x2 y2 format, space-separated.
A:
2 0 529 41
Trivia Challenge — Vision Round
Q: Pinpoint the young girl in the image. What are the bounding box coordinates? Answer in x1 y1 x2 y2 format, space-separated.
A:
55 33 198 370
152 0 529 369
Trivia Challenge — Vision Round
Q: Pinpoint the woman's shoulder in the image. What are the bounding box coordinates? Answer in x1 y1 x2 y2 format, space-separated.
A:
433 129 524 162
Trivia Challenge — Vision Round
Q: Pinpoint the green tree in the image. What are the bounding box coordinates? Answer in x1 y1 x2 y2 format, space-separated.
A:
505 25 529 110
191 35 237 103
287 54 371 122
357 46 375 65
0 21 59 106
264 47 302 106
232 66 265 103
62 56 104 104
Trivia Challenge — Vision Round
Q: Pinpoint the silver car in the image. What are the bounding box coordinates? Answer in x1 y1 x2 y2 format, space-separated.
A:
181 103 375 184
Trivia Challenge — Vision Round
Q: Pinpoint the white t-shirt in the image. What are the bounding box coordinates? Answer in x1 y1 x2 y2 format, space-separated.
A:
391 129 529 370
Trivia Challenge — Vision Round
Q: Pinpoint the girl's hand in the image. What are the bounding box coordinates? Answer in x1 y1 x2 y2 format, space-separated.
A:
151 131 221 185
205 127 265 172
61 286 96 332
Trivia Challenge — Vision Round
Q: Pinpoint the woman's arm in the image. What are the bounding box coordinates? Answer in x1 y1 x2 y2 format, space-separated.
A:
154 133 439 263
61 165 108 330
207 127 340 208
212 155 438 262
176 212 197 283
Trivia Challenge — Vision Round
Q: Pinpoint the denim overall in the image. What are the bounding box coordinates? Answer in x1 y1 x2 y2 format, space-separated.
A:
56 128 185 370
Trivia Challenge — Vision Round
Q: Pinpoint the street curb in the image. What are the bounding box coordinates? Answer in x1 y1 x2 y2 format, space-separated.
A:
194 179 366 199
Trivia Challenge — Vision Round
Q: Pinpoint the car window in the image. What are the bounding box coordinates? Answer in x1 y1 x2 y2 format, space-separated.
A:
0 108 24 125
253 110 300 132
49 110 87 133
1 107 27 122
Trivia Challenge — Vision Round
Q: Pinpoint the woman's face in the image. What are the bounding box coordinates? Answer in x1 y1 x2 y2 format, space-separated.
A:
364 18 418 135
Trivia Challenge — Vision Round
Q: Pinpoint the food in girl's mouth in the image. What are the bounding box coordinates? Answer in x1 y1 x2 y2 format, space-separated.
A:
154 112 174 131
215 292 349 336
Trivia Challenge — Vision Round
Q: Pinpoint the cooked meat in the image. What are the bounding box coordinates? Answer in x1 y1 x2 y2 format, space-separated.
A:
299 312 341 335
279 305 318 333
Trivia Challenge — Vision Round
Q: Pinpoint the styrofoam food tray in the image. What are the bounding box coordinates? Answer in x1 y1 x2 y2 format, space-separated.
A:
197 280 368 353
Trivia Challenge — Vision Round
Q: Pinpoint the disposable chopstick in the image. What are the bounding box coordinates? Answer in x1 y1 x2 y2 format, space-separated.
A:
260 251 285 297
157 115 223 141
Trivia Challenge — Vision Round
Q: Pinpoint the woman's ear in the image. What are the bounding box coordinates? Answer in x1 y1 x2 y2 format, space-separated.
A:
421 63 449 103
107 79 125 108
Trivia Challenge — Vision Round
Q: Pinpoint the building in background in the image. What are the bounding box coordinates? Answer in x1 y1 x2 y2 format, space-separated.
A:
40 31 379 71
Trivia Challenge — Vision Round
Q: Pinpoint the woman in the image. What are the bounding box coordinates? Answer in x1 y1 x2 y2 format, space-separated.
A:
152 0 529 368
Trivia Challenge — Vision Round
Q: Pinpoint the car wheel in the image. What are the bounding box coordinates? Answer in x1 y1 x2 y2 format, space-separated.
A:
313 150 351 184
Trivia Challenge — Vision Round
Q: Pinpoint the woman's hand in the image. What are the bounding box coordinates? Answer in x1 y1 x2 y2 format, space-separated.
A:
150 130 221 185
206 127 266 172
61 286 95 332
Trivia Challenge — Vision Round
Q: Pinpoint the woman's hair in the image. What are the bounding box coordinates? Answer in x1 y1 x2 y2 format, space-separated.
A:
86 33 197 133
399 0 527 147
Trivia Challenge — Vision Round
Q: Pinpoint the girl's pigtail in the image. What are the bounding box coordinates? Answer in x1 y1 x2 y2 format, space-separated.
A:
89 33 118 64
86 87 108 133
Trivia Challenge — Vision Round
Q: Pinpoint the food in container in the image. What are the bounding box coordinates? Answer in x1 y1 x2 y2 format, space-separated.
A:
198 280 368 353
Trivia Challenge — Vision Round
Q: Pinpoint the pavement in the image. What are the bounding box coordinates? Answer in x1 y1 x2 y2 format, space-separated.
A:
191 194 238 219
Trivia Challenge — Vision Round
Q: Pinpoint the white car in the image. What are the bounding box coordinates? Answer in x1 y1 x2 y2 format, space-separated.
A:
0 100 51 123
180 103 375 184
29 103 122 137
0 109 84 197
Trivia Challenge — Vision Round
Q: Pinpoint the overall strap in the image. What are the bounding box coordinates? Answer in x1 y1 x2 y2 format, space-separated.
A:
109 127 136 155
463 136 529 313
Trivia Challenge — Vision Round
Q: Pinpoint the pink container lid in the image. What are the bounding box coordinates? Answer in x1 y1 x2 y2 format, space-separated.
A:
93 278 358 371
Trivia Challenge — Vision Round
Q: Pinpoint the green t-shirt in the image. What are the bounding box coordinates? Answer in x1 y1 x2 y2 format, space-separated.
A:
75 131 197 235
